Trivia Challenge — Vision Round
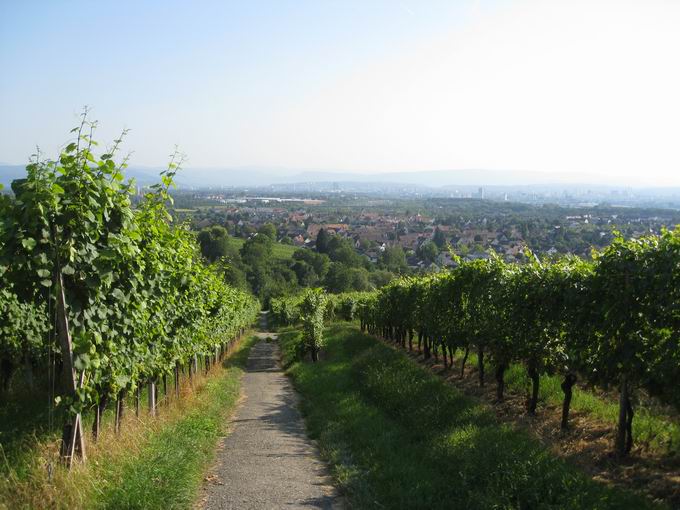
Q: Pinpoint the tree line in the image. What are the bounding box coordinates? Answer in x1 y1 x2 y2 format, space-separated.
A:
194 223 399 306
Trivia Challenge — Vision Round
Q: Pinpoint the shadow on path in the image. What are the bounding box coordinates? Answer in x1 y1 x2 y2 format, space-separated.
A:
201 313 341 510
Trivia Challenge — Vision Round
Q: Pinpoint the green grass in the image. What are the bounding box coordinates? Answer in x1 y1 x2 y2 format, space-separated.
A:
0 384 66 481
226 236 297 260
280 325 662 510
506 364 679 454
89 338 254 509
0 336 256 510
448 351 680 454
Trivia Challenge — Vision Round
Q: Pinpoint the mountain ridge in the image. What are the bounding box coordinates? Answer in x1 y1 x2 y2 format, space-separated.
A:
0 164 650 189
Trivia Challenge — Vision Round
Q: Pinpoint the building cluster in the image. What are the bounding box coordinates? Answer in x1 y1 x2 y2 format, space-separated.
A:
181 192 680 271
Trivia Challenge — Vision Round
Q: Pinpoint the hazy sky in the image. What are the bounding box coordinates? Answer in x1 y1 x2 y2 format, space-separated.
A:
1 0 679 185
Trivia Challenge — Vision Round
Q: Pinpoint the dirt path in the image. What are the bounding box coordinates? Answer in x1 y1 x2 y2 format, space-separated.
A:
201 313 341 510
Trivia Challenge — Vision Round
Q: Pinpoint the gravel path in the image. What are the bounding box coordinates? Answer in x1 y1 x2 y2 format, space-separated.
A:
201 317 341 510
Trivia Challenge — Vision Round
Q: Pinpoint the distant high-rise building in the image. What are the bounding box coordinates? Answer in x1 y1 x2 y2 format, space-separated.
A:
478 187 485 199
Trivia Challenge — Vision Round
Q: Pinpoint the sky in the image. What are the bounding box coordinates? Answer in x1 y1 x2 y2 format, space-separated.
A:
1 0 680 186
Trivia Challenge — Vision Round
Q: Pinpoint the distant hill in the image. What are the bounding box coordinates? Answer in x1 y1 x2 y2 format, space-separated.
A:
0 164 648 191
159 167 607 188
289 169 584 187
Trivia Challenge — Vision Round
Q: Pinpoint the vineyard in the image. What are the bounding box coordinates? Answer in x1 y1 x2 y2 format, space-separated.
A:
0 118 259 469
272 238 680 459
2 120 680 507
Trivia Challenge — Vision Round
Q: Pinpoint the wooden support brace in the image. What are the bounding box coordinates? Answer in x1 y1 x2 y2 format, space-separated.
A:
60 412 85 469
55 270 86 466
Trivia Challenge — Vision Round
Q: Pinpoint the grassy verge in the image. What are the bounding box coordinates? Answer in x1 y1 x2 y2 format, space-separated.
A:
0 335 256 510
502 360 679 453
280 324 661 509
399 346 679 454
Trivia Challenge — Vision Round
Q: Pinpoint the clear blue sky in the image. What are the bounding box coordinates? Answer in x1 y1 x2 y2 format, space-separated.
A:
2 1 679 185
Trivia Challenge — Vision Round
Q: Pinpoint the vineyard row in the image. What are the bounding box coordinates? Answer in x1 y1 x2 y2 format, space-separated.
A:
272 233 680 458
0 120 259 465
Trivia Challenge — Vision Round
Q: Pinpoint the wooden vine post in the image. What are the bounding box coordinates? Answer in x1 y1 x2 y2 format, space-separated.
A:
55 271 86 467
174 362 180 399
148 379 157 416
115 393 125 433
92 395 108 441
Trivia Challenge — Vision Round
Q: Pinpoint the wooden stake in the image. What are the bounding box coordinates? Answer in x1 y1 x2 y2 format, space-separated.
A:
115 393 125 433
148 379 156 417
92 395 108 441
174 364 180 399
93 401 102 441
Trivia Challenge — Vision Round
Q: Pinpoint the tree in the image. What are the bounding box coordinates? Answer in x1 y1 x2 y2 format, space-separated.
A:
240 233 272 266
240 234 274 301
347 267 371 291
327 236 362 267
258 223 277 240
433 227 446 249
293 249 330 280
357 238 372 251
260 261 299 304
369 269 394 288
220 262 249 291
291 260 319 287
380 245 407 273
418 241 439 263
316 228 330 254
197 225 231 262
324 263 353 293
